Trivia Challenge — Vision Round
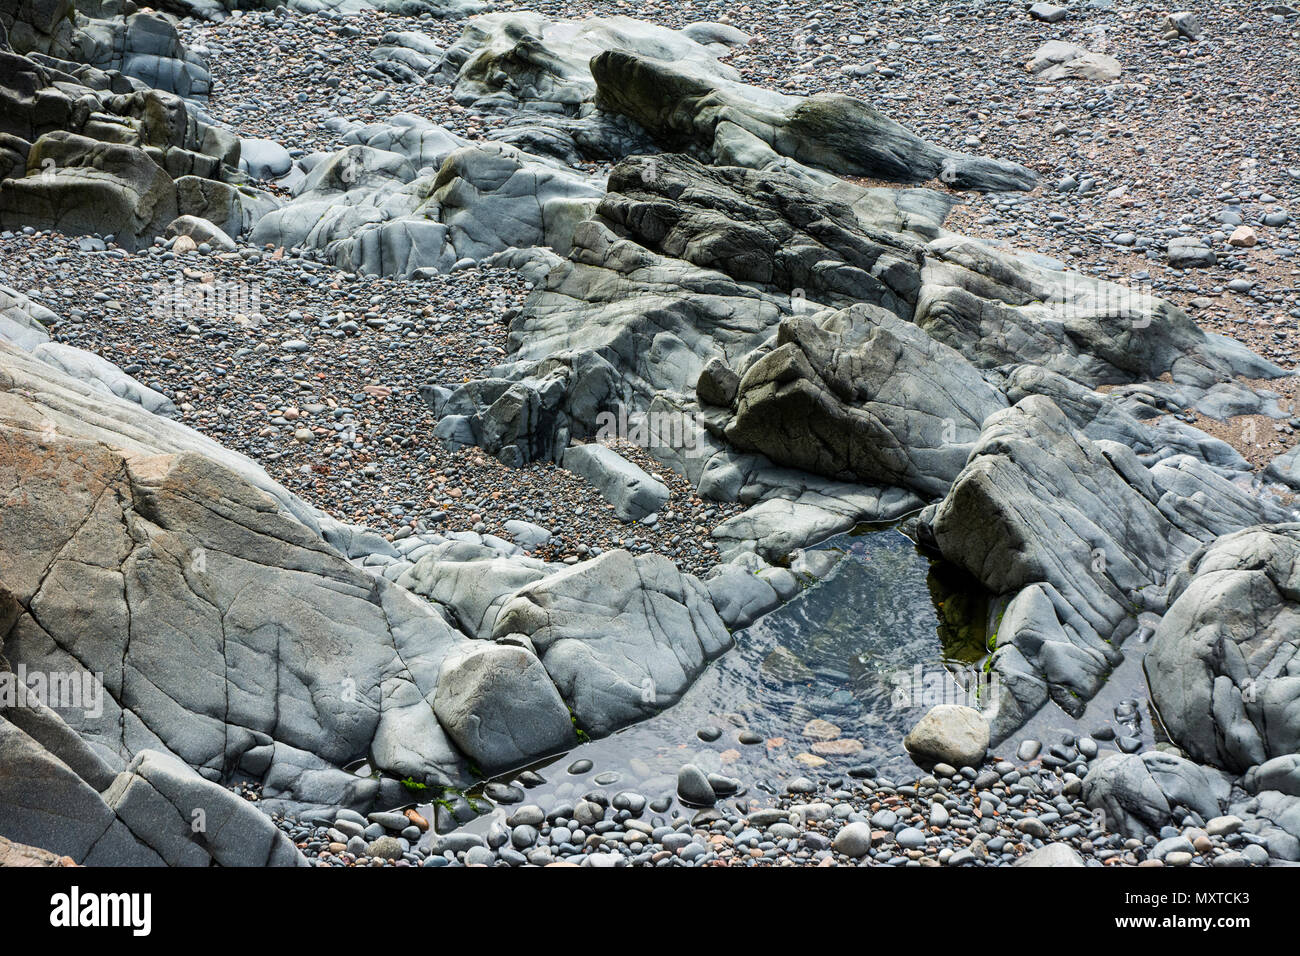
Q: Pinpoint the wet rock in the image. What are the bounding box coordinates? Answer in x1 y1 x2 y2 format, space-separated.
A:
677 764 716 806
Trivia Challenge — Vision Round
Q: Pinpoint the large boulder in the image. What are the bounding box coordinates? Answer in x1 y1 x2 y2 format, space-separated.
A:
720 305 1007 497
491 549 731 735
1083 751 1231 839
0 131 177 250
903 705 989 768
1145 525 1300 774
433 643 577 775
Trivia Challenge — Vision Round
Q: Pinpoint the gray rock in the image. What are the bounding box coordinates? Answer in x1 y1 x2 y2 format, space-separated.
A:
561 443 669 522
250 129 601 278
397 538 551 638
1265 446 1300 489
0 341 489 811
904 705 989 768
1083 751 1231 839
591 49 1036 191
1146 525 1300 773
1165 11 1202 39
492 550 731 736
164 214 236 252
502 519 552 552
1029 3 1070 23
677 764 716 805
918 237 1269 387
707 564 781 629
1026 41 1122 82
720 303 1006 497
238 138 291 180
366 836 404 860
833 821 873 857
1167 237 1217 269
1013 843 1085 867
433 643 577 775
0 133 177 251
917 396 1285 735
29 342 178 418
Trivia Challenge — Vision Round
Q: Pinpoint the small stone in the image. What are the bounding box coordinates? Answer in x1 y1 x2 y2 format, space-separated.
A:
1206 815 1243 837
802 718 842 741
833 822 873 858
677 764 716 806
1227 226 1257 248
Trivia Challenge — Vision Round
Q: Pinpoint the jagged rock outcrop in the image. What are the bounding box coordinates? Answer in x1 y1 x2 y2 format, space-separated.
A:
599 154 927 315
433 12 1034 189
2 334 747 847
439 12 740 113
250 121 602 275
715 305 1007 497
916 236 1286 389
590 49 1037 191
0 340 479 825
0 682 306 865
0 38 258 248
0 420 477 791
0 132 178 250
5 3 212 98
916 396 1289 735
998 364 1251 475
419 161 957 469
435 13 739 164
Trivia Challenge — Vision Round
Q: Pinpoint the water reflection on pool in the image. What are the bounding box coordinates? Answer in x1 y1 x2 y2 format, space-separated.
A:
446 525 992 822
